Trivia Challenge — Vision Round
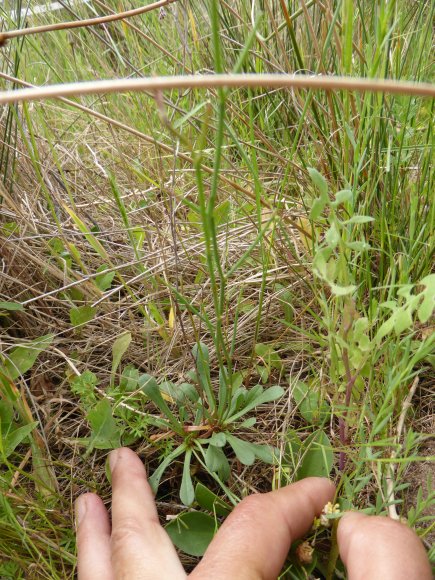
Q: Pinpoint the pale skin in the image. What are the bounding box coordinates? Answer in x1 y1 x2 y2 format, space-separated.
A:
75 447 431 580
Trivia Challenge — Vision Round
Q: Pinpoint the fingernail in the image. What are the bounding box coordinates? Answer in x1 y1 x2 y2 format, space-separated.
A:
109 448 120 473
75 496 87 529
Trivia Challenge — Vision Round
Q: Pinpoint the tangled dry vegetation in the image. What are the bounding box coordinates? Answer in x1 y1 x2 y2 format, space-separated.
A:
0 121 315 568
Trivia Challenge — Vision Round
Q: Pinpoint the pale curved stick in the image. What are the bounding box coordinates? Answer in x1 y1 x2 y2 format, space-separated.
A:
0 74 433 105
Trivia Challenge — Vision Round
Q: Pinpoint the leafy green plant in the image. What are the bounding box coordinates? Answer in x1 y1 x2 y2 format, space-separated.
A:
254 342 284 384
292 381 330 426
69 305 96 328
166 510 217 557
305 168 435 470
0 334 53 382
275 429 334 487
143 342 283 504
0 335 57 498
0 301 24 313
0 399 37 462
70 338 283 504
165 481 232 557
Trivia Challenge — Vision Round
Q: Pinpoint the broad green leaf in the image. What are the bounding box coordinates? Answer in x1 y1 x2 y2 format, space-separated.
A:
2 334 53 380
353 317 369 339
239 417 256 428
309 197 326 220
140 373 179 430
417 274 434 323
195 482 231 516
228 387 249 417
346 241 370 252
3 422 38 458
344 215 374 225
256 365 269 384
297 430 333 479
166 511 216 556
420 273 435 288
254 343 283 371
227 385 284 423
325 223 340 248
375 315 395 342
293 381 330 425
278 289 294 323
159 380 177 401
307 167 328 197
252 443 276 464
329 283 357 296
70 305 96 327
418 295 434 323
226 434 256 466
231 372 244 390
178 382 200 403
326 256 337 281
180 450 195 506
111 332 132 387
379 301 397 311
332 189 353 206
132 227 145 251
86 399 121 456
0 399 13 435
95 265 116 291
119 365 139 392
239 384 260 406
209 432 226 447
205 444 230 480
312 248 329 279
357 334 371 352
192 343 215 412
0 302 24 312
397 284 414 299
394 308 413 335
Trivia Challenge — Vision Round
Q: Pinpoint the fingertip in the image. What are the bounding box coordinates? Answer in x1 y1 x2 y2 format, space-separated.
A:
337 513 432 579
75 494 88 529
337 511 368 562
338 510 367 531
291 477 336 511
109 446 132 472
75 493 113 580
75 492 106 529
307 476 336 494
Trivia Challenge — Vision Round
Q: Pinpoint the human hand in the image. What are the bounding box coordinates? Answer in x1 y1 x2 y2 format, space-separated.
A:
75 447 431 579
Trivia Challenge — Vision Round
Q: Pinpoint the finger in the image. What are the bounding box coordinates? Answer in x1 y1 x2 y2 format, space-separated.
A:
76 493 114 580
110 447 186 580
338 512 432 580
191 477 335 580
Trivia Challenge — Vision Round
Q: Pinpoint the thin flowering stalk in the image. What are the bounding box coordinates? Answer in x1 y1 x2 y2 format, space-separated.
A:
0 75 433 105
0 0 177 43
